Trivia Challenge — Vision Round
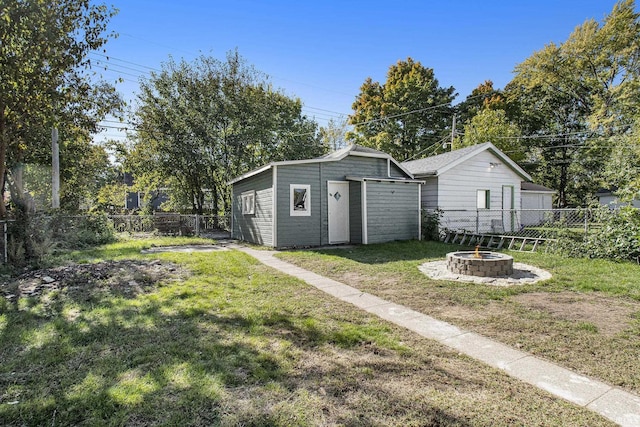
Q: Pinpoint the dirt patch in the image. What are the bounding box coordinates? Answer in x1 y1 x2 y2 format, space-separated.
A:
0 260 190 302
512 292 640 336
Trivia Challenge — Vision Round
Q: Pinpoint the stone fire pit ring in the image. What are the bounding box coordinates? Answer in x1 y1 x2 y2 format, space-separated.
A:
447 251 514 277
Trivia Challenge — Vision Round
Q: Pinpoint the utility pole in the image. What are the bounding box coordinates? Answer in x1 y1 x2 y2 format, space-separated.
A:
450 114 456 148
52 127 60 209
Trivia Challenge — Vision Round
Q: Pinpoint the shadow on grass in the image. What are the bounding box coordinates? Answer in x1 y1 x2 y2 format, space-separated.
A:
0 251 478 426
302 240 472 265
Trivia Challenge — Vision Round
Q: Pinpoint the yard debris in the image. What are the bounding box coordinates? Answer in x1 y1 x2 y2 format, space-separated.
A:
0 260 190 302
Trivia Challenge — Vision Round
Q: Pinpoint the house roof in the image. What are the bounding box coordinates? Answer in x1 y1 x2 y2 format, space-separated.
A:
521 182 555 193
228 144 414 185
401 142 532 181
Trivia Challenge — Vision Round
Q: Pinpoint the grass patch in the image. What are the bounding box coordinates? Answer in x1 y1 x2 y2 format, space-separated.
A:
278 240 640 394
0 239 614 425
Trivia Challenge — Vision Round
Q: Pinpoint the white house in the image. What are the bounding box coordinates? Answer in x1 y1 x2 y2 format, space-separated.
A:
402 142 534 233
521 182 556 225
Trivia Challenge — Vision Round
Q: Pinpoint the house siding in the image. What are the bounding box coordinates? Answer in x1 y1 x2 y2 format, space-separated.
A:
421 177 438 208
437 150 522 210
319 156 391 245
232 169 273 246
349 181 363 244
365 181 420 244
231 150 419 248
389 162 407 178
275 164 322 247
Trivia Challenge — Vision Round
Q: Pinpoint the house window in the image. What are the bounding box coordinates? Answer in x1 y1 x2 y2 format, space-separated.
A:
290 184 311 216
477 190 490 209
241 191 255 215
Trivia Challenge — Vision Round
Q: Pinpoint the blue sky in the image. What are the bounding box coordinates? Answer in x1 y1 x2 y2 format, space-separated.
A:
96 0 629 140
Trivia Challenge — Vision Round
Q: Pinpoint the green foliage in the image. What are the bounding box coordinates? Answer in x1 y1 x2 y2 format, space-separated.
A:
555 206 640 261
602 118 640 201
348 57 456 161
132 50 326 216
454 109 524 162
0 0 123 218
421 209 443 241
7 212 116 268
455 80 508 125
318 118 349 151
96 182 128 213
506 0 640 206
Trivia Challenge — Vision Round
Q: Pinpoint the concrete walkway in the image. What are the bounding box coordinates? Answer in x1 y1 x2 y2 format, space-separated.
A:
235 246 640 427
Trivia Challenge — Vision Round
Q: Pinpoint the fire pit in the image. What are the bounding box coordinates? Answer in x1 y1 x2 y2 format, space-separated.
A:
447 247 513 277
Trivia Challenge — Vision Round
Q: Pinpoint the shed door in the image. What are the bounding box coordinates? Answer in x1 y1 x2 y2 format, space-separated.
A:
502 185 514 232
328 181 349 244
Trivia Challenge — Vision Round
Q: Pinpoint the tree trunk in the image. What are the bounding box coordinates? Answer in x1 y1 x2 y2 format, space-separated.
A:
0 105 7 219
558 146 569 208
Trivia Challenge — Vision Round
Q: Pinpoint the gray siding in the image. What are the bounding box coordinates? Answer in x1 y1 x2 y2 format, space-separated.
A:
389 162 407 178
319 156 392 245
366 181 420 244
421 177 438 209
232 169 273 245
349 181 363 244
275 164 322 247
232 152 417 248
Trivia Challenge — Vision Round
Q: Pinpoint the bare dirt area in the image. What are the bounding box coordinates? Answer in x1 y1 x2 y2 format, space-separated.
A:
512 291 640 337
0 260 190 302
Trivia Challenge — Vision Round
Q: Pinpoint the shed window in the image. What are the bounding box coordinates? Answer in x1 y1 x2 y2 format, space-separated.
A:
241 191 255 215
477 190 490 209
290 184 311 216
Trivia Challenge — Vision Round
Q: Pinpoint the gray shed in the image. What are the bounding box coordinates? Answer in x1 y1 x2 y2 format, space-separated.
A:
228 145 424 248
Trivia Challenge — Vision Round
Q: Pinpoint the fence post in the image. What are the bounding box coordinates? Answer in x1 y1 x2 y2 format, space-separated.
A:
195 214 200 236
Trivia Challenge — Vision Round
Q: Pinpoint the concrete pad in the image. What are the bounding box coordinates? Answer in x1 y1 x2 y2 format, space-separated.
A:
442 332 530 369
587 388 640 427
505 356 612 407
340 292 389 309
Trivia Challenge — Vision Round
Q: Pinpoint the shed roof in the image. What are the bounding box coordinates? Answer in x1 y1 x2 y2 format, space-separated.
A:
521 182 555 193
401 142 532 181
228 144 414 185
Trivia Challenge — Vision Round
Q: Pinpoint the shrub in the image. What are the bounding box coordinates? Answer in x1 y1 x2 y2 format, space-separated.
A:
422 209 443 241
555 206 640 261
6 212 117 268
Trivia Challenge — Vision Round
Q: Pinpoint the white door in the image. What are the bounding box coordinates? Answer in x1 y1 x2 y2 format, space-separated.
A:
328 181 349 243
502 185 514 232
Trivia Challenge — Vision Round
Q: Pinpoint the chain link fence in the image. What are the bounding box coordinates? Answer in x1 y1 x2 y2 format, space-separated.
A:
108 214 230 236
435 208 594 240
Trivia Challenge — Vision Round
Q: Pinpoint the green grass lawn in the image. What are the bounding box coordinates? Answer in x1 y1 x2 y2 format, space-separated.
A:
0 238 617 426
278 240 640 395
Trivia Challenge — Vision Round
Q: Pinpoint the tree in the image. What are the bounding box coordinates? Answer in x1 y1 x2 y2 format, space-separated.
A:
348 58 456 161
454 109 525 162
455 80 507 126
603 117 640 201
505 0 640 206
0 1 123 218
132 51 325 215
318 118 349 151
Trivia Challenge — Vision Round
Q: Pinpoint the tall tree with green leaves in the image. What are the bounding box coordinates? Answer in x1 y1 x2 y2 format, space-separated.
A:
348 58 456 161
506 0 640 206
0 0 122 218
455 80 507 126
454 109 525 162
132 51 324 215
